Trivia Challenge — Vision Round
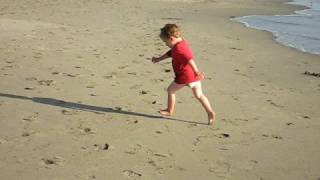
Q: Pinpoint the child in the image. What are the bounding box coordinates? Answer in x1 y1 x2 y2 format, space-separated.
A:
152 24 216 125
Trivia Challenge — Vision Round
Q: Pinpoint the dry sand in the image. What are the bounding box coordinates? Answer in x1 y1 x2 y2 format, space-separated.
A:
0 0 319 179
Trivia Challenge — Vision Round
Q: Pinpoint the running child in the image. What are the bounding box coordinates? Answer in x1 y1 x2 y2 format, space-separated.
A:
151 24 216 125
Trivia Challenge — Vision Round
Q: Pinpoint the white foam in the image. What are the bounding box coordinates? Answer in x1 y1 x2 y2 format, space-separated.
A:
233 0 320 55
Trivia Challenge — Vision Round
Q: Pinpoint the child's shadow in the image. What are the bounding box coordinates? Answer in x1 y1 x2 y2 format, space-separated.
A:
0 93 206 125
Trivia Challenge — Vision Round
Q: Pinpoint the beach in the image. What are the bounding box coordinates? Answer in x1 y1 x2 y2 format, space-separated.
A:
234 0 320 55
0 0 319 179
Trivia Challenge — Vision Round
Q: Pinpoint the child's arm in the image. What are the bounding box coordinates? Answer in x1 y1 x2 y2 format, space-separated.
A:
152 50 171 63
188 59 205 80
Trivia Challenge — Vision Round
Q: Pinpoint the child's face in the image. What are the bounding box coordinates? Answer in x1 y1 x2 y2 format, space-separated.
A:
161 37 174 48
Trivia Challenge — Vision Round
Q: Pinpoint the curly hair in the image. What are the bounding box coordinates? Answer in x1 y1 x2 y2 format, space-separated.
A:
160 24 182 39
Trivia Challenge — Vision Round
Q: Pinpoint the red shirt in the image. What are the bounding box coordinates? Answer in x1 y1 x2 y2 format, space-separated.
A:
167 40 199 84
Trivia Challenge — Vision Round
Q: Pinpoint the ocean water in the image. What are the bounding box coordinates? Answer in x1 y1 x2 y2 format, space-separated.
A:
233 0 320 55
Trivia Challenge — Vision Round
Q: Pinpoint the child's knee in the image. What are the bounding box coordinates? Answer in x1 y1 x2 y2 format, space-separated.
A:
194 92 203 100
167 87 175 94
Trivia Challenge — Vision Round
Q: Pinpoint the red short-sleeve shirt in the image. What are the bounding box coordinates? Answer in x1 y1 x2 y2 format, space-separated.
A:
167 40 199 84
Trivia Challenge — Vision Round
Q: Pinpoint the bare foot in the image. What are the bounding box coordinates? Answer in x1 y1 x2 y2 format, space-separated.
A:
208 112 216 126
159 109 173 116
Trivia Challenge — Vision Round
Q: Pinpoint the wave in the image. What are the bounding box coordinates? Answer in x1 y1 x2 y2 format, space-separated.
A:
233 0 320 55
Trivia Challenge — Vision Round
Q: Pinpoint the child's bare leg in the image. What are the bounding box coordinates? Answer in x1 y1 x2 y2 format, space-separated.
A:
192 83 216 125
160 81 185 116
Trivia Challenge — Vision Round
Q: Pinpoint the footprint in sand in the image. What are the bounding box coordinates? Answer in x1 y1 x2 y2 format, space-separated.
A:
38 80 55 86
174 166 186 172
33 52 43 59
48 31 55 36
187 123 198 128
129 84 142 90
126 119 139 124
147 160 157 167
22 112 39 122
102 75 114 79
161 17 183 20
208 160 231 176
61 109 78 115
63 73 79 77
155 130 163 134
41 156 64 166
222 118 249 126
93 143 109 151
79 127 96 135
22 132 31 137
262 134 283 140
147 160 168 175
242 160 259 171
304 71 320 78
4 65 13 69
124 144 142 155
153 152 172 158
114 106 123 111
266 99 284 108
4 61 14 69
24 87 36 90
235 118 249 123
193 135 208 146
271 135 283 140
128 72 137 76
232 96 239 101
51 71 60 75
215 133 230 139
5 60 14 63
140 90 148 95
86 85 95 89
286 122 294 126
118 65 128 69
123 170 142 178
229 47 243 51
301 115 311 119
151 78 164 83
42 159 56 165
76 55 83 59
26 77 38 81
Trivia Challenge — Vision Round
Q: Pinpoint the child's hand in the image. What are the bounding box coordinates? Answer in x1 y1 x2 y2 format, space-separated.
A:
152 57 160 63
196 71 205 80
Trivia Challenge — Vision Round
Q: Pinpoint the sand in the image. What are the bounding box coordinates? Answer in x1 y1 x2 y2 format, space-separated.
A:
0 0 319 179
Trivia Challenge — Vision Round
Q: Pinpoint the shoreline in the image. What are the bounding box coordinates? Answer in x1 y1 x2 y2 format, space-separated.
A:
232 0 320 56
